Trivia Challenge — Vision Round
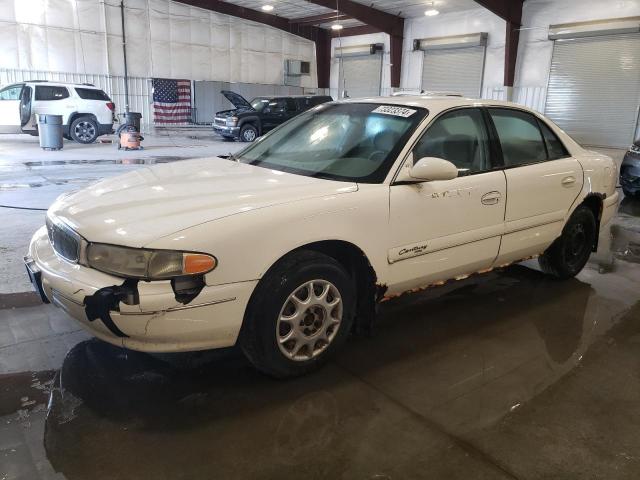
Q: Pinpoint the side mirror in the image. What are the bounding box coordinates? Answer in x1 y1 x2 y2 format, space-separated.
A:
396 156 459 183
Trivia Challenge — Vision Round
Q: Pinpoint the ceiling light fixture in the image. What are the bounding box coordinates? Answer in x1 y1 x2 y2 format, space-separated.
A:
331 23 343 30
424 1 439 16
261 4 274 12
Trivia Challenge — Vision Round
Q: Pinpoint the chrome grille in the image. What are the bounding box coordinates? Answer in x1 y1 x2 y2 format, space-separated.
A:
214 118 226 126
46 217 80 262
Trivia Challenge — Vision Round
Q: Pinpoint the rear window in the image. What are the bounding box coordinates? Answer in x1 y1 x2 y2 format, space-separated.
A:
75 88 111 101
35 86 69 101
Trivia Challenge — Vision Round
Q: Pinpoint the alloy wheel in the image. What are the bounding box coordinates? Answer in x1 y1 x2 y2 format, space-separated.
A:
276 280 343 361
74 121 96 142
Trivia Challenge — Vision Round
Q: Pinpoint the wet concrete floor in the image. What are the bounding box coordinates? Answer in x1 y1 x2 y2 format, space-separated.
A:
0 194 639 479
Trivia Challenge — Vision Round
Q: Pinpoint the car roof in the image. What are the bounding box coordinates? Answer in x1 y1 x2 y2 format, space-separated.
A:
22 81 103 89
339 95 535 116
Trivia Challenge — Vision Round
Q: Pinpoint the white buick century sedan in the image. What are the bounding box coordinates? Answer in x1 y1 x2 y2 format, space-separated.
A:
25 96 619 377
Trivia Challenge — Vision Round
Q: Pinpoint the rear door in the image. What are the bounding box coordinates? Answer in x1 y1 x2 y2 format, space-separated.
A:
33 85 72 126
487 107 583 265
0 84 24 133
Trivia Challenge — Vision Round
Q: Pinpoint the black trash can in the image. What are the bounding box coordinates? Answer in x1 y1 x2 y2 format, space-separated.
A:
37 114 63 151
123 112 142 132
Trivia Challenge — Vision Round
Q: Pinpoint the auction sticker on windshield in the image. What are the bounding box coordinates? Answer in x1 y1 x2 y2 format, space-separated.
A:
372 105 417 118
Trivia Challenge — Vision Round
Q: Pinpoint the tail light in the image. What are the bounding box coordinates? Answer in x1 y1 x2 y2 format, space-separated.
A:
106 102 115 111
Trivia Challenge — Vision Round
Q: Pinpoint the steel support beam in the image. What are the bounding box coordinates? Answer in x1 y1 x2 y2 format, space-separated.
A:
291 12 350 25
473 0 523 87
330 25 381 37
305 0 404 37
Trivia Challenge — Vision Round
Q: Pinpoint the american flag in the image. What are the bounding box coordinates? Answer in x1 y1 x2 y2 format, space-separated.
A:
152 78 191 124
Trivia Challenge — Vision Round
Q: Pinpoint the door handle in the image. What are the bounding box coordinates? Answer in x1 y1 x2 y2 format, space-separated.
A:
481 191 501 205
561 176 576 187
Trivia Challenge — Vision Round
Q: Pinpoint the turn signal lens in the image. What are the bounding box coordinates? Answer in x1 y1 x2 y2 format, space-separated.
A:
183 253 217 274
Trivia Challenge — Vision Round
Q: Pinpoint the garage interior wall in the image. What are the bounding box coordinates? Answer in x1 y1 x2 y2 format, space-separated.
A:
514 0 640 114
0 0 318 129
401 8 505 99
330 33 390 100
545 33 640 148
421 45 486 98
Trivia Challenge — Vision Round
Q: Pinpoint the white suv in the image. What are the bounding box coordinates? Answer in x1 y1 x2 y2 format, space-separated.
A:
0 81 115 143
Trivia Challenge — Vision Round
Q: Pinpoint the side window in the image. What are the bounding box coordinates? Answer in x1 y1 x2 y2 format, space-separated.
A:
0 85 23 100
285 98 297 112
489 109 547 167
35 86 69 101
538 119 569 160
412 108 490 175
274 99 287 112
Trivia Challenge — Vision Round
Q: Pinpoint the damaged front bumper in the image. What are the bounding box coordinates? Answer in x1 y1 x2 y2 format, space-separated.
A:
26 226 257 352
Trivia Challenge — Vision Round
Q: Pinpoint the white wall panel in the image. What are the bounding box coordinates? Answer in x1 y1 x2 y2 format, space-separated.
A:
401 8 505 93
0 0 317 99
330 32 390 98
0 24 19 69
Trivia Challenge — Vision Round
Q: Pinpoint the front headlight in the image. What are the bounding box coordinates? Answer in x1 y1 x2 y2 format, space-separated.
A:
86 243 217 280
226 116 238 127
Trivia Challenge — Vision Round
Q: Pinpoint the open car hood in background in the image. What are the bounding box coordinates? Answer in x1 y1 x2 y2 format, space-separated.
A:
221 91 254 110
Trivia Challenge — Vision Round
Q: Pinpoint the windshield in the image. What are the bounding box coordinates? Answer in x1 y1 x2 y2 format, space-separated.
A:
236 103 427 183
251 98 270 112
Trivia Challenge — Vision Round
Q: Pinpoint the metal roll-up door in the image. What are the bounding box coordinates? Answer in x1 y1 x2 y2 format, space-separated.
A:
338 52 383 98
545 33 640 148
422 46 485 98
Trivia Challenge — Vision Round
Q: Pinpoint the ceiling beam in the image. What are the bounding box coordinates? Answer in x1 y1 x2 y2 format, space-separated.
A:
330 25 381 37
472 0 523 23
174 0 332 88
473 0 524 88
291 12 350 25
304 0 404 37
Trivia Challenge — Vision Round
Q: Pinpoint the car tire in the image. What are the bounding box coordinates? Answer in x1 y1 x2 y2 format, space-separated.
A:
221 135 235 142
239 124 258 142
70 116 99 144
240 250 355 378
538 205 597 280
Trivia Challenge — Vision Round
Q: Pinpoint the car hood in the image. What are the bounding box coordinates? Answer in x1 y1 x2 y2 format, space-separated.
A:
221 90 254 110
49 157 357 248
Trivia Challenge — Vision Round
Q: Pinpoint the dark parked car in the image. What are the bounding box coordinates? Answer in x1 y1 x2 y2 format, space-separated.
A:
621 140 640 197
213 91 332 142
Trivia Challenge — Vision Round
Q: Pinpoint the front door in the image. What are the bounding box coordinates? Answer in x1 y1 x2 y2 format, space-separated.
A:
486 108 584 265
387 107 506 295
0 84 24 134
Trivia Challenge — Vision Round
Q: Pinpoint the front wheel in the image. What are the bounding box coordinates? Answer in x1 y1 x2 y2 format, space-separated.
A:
239 124 258 142
240 250 355 378
539 205 597 279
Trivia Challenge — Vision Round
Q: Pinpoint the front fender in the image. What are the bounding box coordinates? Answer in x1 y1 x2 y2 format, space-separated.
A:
144 185 390 288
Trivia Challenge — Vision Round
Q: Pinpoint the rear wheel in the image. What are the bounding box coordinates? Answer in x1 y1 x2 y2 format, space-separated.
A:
539 205 597 279
70 116 98 144
240 250 355 378
239 124 258 142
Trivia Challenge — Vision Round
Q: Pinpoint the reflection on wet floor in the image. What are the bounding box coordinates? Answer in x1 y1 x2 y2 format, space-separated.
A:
1 197 640 479
23 156 194 168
